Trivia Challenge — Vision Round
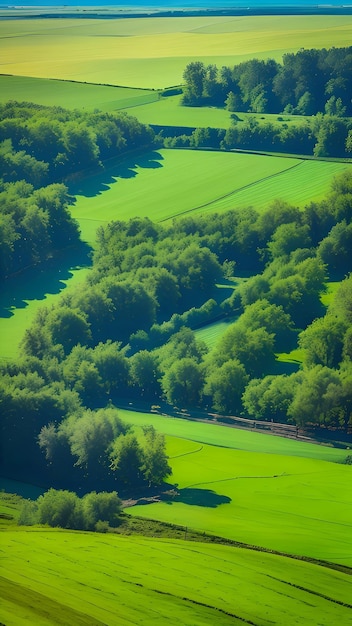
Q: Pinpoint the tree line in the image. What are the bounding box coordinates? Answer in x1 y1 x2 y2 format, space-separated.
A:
0 102 155 279
182 47 352 116
1 170 352 491
164 113 352 158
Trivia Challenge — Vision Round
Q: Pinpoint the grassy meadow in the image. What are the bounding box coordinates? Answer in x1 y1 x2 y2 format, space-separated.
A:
122 93 311 129
71 149 351 243
2 527 352 626
0 75 158 111
2 15 352 88
119 409 352 562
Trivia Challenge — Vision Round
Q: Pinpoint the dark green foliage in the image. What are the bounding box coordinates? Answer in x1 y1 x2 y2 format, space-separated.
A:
0 101 155 278
161 357 205 406
204 359 249 414
3 170 352 495
182 47 352 116
18 488 122 531
242 373 302 423
0 181 79 279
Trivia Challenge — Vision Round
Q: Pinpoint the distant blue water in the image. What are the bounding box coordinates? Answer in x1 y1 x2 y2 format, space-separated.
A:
1 0 351 7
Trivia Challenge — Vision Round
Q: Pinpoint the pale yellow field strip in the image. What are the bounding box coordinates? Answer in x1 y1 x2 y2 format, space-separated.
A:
1 16 352 88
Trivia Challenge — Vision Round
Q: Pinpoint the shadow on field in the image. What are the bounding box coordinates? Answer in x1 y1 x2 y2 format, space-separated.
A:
68 151 164 198
165 488 231 508
0 242 92 318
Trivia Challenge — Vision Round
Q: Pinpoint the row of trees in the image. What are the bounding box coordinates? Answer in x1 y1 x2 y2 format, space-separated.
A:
182 47 352 115
19 488 122 531
0 102 155 279
0 102 155 183
164 114 352 158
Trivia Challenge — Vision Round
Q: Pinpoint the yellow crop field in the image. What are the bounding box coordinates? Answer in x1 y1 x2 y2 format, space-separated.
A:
1 15 352 88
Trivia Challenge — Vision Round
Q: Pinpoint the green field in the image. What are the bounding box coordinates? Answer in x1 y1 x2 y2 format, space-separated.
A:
0 150 350 360
2 528 351 626
122 93 310 129
118 408 348 463
70 149 351 243
0 75 158 110
1 413 351 625
2 15 352 88
99 412 352 565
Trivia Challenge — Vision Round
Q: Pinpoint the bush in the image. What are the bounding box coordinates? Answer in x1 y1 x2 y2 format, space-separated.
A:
18 488 122 531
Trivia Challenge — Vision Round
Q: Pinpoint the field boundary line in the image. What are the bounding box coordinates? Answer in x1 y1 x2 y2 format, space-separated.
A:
267 574 352 609
159 159 305 222
169 444 203 459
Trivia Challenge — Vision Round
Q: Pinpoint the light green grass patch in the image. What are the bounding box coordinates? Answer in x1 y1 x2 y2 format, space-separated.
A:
0 75 158 111
123 93 310 129
129 435 352 563
321 281 341 307
275 347 305 365
117 408 348 462
0 265 91 362
126 94 234 128
71 150 351 242
2 16 352 88
1 528 351 625
194 318 234 348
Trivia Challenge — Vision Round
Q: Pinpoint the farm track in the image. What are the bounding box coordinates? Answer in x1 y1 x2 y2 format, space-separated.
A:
159 159 304 221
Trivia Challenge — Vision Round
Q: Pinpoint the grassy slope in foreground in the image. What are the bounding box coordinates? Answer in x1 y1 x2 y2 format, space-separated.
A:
1 528 351 626
1 15 352 88
71 149 351 243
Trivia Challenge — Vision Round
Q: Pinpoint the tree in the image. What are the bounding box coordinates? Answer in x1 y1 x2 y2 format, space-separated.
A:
317 221 352 273
92 341 130 397
325 96 346 117
141 425 172 486
64 408 128 478
204 359 249 414
239 299 296 350
313 115 350 157
36 489 83 529
225 91 242 112
82 491 122 529
109 433 144 488
299 315 346 368
182 62 206 105
295 91 315 115
268 223 311 260
129 350 161 399
288 365 341 427
242 373 301 422
214 324 275 377
47 306 92 354
161 357 204 406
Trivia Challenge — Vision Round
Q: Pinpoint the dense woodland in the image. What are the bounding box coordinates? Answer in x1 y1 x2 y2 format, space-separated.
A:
1 50 352 494
182 47 352 115
1 169 352 490
178 47 352 157
0 103 155 279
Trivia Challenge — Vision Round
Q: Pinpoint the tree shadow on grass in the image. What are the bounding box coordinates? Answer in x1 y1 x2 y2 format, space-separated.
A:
163 488 231 508
68 150 164 198
0 242 92 318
